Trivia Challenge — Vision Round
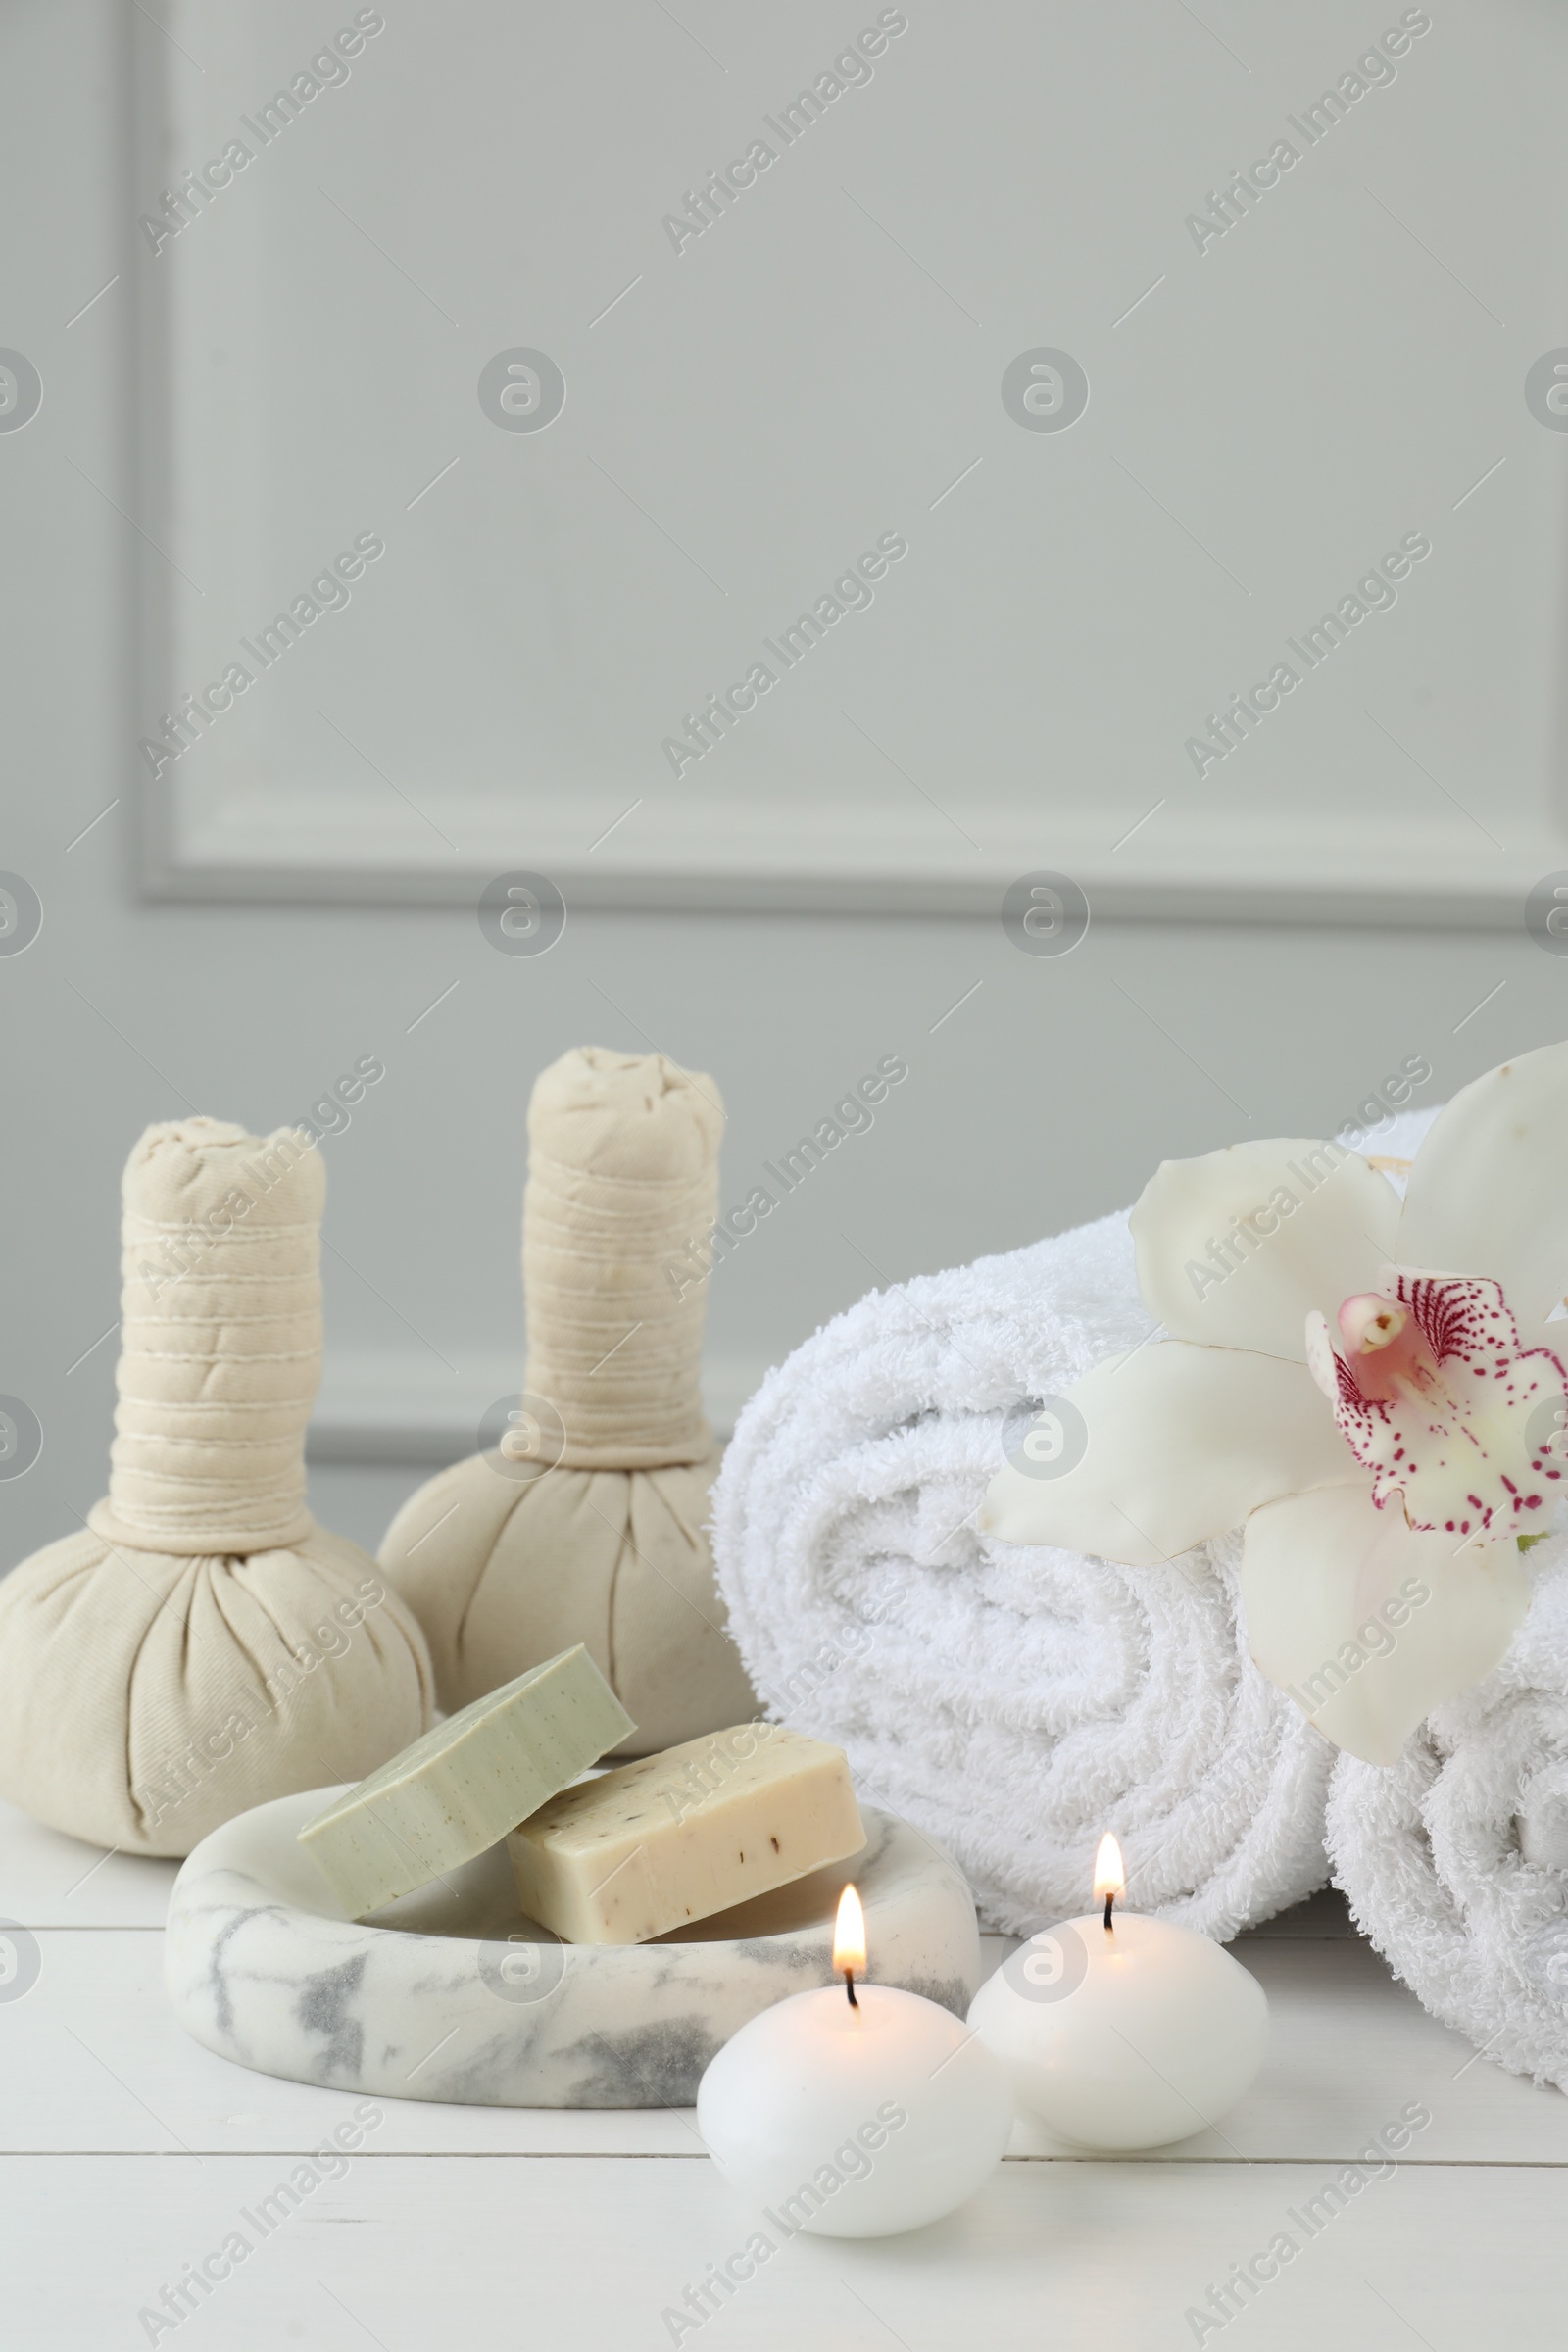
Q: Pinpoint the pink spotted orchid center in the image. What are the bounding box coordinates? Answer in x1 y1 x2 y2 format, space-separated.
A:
1305 1271 1568 1544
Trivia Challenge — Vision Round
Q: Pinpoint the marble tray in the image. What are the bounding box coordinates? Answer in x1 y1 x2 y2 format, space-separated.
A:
164 1788 981 2107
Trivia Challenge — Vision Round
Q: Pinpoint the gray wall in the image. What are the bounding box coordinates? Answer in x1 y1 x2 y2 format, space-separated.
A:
8 850 1560 1571
4 0 1566 1577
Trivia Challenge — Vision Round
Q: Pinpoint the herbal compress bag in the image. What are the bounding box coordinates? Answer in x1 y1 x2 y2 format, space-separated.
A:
0 1119 433 1855
380 1048 757 1754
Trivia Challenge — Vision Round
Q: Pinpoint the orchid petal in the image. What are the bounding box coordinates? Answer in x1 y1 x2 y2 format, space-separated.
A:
1320 1273 1568 1541
981 1342 1358 1568
1397 1042 1568 1324
1241 1483 1532 1764
1131 1140 1400 1362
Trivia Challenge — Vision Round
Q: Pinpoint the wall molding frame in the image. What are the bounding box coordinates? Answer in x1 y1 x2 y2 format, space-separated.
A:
137 817 1566 929
129 3 1568 933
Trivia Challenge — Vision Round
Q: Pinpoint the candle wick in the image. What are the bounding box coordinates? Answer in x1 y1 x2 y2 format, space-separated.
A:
1103 1890 1115 1933
844 1969 858 2008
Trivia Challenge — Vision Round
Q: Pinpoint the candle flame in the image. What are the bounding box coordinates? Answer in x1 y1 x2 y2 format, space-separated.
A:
833 1883 866 1979
1093 1832 1125 1905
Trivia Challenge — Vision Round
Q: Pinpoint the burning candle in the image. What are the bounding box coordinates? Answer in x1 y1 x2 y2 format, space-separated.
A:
967 1834 1268 2151
696 1885 1014 2237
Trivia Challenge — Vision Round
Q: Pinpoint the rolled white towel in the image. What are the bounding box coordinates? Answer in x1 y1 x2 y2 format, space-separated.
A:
1327 1537 1568 2088
711 1209 1336 1939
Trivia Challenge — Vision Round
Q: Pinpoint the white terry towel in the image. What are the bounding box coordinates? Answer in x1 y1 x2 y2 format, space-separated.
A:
711 1209 1336 1939
1327 1537 1568 2090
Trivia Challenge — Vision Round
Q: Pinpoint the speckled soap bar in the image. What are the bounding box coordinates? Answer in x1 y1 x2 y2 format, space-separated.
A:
506 1722 864 1944
297 1645 634 1917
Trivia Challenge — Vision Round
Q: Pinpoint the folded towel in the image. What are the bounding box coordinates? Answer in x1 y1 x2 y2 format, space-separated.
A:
1327 1536 1568 2088
711 1208 1335 1938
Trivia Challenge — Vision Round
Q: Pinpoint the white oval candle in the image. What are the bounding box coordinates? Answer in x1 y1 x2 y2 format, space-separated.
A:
967 1834 1268 2151
697 1886 1013 2238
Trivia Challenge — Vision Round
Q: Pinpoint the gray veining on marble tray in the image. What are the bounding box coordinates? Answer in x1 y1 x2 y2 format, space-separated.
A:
164 1791 981 2107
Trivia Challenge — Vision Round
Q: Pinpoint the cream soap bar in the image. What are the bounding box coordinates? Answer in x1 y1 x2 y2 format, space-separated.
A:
506 1723 864 1944
298 1645 634 1918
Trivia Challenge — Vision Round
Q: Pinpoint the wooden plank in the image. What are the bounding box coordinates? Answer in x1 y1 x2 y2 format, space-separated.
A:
3 2152 1560 2350
0 1799 177 1927
8 1929 1566 2164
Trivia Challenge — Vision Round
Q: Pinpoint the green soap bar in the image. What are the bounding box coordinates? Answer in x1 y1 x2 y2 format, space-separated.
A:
297 1646 635 1917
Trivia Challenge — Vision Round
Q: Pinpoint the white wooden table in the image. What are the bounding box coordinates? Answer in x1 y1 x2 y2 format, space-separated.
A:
5 1799 1562 2350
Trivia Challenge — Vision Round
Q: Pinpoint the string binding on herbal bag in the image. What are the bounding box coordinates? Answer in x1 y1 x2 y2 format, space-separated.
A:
522 1047 723 1469
88 1118 323 1555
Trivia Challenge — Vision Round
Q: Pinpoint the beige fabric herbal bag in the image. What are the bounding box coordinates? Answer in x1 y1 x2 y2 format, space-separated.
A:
380 1047 757 1753
0 1119 433 1855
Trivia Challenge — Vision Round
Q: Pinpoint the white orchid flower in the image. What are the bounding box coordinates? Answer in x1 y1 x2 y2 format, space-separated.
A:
983 1045 1568 1766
